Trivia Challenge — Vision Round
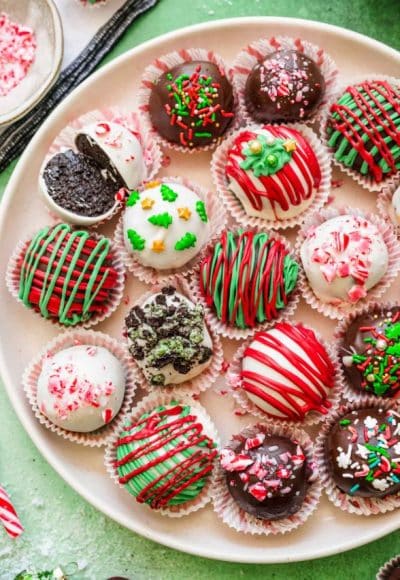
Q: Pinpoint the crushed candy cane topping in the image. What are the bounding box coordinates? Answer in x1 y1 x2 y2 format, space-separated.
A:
0 12 36 97
220 434 308 501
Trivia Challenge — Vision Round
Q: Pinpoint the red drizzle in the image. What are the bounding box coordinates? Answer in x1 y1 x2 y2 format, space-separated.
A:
115 405 217 509
241 322 335 419
199 230 297 328
329 81 400 182
226 126 321 218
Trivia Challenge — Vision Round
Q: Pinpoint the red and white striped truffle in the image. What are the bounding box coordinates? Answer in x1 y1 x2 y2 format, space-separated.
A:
240 322 335 420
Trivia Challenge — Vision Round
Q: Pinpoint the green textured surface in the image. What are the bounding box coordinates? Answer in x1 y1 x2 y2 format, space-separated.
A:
0 0 400 578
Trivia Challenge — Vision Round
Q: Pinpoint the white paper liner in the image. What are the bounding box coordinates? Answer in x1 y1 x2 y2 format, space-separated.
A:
22 330 139 447
232 35 339 127
320 75 400 193
377 555 400 580
334 300 400 405
295 205 400 320
211 422 321 535
104 391 221 517
6 228 125 330
188 227 301 340
211 122 332 231
39 107 162 227
137 48 240 154
315 398 400 516
114 175 226 285
377 179 400 236
124 279 224 397
227 323 342 426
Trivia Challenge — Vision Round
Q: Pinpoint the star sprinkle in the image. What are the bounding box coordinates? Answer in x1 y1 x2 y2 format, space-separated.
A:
151 240 165 253
141 197 155 210
177 207 192 220
283 139 297 153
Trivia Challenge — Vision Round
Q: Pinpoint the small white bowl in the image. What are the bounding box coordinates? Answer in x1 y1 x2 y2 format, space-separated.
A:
0 0 63 126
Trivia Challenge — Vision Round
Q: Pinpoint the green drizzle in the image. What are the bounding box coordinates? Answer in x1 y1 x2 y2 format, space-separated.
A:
127 229 145 251
126 191 140 206
240 135 293 177
148 212 173 228
200 230 298 329
18 223 112 326
175 232 197 251
195 200 208 223
161 184 178 201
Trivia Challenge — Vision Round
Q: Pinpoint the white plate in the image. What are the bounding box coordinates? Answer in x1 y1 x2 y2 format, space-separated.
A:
0 17 399 564
0 0 63 125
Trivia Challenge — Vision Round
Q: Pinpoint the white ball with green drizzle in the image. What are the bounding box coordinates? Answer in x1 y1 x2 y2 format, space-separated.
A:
122 181 210 270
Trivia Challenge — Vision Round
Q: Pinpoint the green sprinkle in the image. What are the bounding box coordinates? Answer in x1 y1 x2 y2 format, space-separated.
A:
340 419 351 426
175 232 197 251
161 184 178 202
127 229 145 251
195 201 208 223
148 212 173 228
385 322 400 340
365 444 391 458
194 132 212 138
126 191 140 206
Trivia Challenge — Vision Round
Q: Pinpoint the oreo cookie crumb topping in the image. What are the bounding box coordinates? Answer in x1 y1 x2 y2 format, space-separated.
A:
125 287 212 386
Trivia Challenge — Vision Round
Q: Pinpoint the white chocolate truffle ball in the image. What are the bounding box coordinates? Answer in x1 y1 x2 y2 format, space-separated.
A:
125 287 213 386
225 126 321 221
75 121 146 190
122 181 210 270
241 322 335 420
300 214 388 305
37 345 125 432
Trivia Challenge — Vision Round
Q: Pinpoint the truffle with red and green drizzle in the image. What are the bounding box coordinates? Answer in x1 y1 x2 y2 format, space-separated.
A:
148 60 235 148
225 125 322 221
340 306 400 398
114 402 217 510
326 80 400 184
11 223 120 326
220 429 315 520
325 407 400 497
199 230 298 329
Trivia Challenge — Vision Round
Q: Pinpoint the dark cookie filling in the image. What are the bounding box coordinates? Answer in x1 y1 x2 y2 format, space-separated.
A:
42 149 121 217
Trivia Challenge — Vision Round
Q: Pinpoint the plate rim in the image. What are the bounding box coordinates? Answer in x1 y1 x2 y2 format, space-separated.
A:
1 16 400 564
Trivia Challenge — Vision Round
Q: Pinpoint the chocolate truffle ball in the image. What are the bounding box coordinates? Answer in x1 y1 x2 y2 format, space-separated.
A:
244 50 325 123
325 407 400 498
220 432 312 520
148 60 235 148
340 306 400 398
326 80 400 184
199 230 299 329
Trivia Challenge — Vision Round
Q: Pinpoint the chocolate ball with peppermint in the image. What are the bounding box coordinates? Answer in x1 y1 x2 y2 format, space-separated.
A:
244 50 325 123
220 432 313 520
325 407 400 498
339 306 400 398
148 60 235 148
